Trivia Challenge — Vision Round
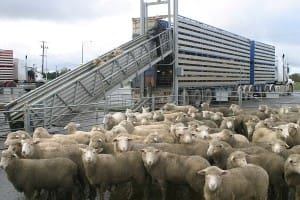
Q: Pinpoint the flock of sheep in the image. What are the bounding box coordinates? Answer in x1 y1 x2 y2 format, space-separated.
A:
1 102 300 200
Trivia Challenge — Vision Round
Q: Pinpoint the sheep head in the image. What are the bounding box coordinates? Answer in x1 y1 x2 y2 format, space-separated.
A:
207 140 230 157
81 147 100 163
228 151 248 168
140 147 161 168
197 166 227 192
0 150 19 170
112 135 132 152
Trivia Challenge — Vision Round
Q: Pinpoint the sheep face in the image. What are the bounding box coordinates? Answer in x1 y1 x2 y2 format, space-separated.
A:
211 112 223 121
226 120 234 129
198 166 226 192
258 105 268 112
245 122 255 136
64 122 80 133
0 150 16 170
288 123 299 137
89 136 104 152
82 148 98 163
195 129 210 140
141 147 160 168
228 151 248 167
202 111 212 119
275 124 292 139
103 114 114 129
216 130 234 143
175 114 189 123
153 111 164 121
21 140 35 157
8 142 22 156
144 132 159 143
207 141 226 157
113 136 132 152
175 127 195 144
270 141 289 153
285 154 300 174
201 102 210 110
126 114 137 124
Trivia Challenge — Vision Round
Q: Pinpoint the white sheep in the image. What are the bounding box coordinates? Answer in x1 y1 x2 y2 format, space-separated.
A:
141 147 210 200
0 150 81 200
81 147 149 200
198 165 269 200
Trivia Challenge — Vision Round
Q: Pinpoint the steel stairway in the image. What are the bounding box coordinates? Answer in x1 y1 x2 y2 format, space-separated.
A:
5 29 173 127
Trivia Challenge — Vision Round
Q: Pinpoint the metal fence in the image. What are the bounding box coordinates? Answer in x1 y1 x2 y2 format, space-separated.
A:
1 90 300 136
0 87 25 104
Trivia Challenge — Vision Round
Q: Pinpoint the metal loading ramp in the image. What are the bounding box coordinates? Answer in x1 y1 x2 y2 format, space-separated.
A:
5 29 173 127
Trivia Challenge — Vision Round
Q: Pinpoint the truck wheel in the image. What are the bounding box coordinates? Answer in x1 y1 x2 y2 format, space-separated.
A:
287 84 293 95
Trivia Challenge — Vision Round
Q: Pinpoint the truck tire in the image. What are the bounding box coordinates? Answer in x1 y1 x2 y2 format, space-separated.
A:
287 84 293 95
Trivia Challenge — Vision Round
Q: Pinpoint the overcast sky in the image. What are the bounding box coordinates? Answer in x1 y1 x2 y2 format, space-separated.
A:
0 0 300 74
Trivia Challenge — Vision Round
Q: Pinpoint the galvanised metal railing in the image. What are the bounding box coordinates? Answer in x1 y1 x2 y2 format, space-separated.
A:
4 29 173 128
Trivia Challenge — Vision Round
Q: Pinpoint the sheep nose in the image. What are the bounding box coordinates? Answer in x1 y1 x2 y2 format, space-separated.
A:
21 151 26 155
147 161 153 166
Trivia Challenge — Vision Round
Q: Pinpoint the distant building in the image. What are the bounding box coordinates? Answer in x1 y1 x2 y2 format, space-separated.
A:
0 49 15 82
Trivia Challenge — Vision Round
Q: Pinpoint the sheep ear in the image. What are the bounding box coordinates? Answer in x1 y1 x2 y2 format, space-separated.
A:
112 138 118 142
21 134 27 139
79 148 87 153
230 156 235 161
63 126 68 129
154 149 160 153
98 139 103 143
15 135 20 139
197 170 206 176
285 144 290 148
12 153 19 159
153 137 158 142
140 149 146 153
220 170 228 176
96 148 103 153
76 124 81 127
33 139 40 144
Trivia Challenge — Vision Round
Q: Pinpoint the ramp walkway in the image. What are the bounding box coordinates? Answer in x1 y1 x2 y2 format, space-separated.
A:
5 29 173 127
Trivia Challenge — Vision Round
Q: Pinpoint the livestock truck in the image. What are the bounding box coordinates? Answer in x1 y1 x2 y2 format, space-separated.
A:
132 14 294 106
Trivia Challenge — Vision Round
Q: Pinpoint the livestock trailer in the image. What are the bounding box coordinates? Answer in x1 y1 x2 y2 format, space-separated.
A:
137 0 294 105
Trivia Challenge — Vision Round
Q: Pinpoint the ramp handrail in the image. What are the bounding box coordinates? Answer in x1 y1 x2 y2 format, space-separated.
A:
6 29 173 127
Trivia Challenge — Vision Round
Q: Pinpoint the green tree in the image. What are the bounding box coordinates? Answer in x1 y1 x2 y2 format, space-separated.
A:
290 73 300 82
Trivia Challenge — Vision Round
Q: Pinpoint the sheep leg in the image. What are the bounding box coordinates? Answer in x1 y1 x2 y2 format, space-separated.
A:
97 184 106 200
296 185 300 200
157 180 167 200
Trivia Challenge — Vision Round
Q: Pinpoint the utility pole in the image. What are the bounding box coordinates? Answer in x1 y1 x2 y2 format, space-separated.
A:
41 41 48 74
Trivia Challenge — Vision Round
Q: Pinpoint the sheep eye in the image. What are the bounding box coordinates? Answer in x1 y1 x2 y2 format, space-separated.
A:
289 160 294 164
